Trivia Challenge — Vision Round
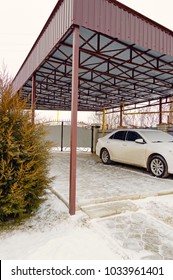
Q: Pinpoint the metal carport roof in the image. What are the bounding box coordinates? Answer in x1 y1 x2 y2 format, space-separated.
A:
13 0 173 112
12 0 173 214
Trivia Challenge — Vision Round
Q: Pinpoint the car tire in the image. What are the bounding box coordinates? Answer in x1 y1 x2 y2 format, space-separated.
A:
149 155 168 178
100 148 111 164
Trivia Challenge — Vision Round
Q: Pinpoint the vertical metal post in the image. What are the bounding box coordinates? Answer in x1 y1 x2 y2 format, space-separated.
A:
91 126 94 153
31 74 36 125
120 105 123 127
169 97 173 124
69 26 79 215
102 107 106 136
61 121 64 152
159 98 162 125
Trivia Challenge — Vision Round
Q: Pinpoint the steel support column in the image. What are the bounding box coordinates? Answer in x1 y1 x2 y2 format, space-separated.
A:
31 74 36 125
159 98 162 124
169 97 173 124
61 121 64 152
69 26 79 215
120 105 123 127
102 107 106 136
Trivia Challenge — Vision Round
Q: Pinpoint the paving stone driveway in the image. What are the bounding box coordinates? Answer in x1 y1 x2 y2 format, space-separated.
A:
51 151 173 259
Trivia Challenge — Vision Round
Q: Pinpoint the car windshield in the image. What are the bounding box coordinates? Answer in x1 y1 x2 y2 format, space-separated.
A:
141 130 173 143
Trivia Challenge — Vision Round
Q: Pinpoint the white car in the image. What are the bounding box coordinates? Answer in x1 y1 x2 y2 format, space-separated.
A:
96 129 173 178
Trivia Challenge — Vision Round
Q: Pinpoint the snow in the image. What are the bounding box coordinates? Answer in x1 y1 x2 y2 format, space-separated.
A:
0 192 119 260
1 152 173 260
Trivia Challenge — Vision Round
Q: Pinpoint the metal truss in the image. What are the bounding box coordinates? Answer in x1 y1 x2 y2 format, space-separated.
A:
22 26 173 112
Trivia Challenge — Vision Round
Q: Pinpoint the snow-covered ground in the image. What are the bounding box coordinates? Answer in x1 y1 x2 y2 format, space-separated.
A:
1 151 173 260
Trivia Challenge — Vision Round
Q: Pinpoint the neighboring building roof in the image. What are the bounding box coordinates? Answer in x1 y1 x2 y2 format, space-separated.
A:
13 0 173 111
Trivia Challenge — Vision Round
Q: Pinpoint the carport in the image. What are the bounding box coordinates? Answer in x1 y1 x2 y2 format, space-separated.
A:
13 0 173 214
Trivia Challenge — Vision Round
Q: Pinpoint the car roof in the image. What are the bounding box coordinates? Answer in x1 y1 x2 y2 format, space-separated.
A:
111 128 170 135
116 128 158 132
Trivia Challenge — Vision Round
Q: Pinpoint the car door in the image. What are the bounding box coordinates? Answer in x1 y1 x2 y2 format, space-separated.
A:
106 130 127 162
122 131 147 167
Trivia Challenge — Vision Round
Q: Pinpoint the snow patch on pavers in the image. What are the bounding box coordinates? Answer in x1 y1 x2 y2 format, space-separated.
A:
134 195 173 228
81 200 138 218
95 211 173 260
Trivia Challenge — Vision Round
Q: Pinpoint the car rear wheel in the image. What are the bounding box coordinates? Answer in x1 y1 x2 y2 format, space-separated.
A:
149 155 168 178
101 148 111 164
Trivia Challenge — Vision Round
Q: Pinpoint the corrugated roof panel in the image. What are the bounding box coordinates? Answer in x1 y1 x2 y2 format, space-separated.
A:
13 0 73 91
73 0 173 56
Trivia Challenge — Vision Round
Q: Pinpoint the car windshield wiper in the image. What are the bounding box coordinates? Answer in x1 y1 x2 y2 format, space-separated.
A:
152 141 163 143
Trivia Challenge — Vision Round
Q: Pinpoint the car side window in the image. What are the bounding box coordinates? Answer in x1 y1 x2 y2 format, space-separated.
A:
126 131 142 142
109 131 126 140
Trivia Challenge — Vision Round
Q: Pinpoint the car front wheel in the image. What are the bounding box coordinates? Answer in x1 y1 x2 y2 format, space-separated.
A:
101 148 111 164
149 155 168 178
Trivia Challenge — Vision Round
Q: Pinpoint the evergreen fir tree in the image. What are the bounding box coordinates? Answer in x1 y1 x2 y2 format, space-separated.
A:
0 72 52 223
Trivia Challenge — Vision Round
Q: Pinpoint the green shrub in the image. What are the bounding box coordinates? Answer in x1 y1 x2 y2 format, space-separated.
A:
0 74 52 224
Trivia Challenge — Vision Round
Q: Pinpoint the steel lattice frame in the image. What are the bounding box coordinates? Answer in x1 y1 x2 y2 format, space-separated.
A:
21 26 173 113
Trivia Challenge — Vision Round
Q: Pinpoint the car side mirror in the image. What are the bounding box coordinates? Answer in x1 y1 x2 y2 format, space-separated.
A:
135 138 145 144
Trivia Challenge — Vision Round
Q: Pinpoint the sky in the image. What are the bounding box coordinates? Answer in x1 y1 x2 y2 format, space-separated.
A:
0 0 173 122
0 0 58 78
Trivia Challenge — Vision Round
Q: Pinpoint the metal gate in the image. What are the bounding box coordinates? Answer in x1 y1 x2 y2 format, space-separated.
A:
44 122 99 152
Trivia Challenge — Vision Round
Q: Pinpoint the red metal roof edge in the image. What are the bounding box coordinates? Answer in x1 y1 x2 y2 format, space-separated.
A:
35 0 64 42
13 0 173 83
111 0 173 35
13 0 64 82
